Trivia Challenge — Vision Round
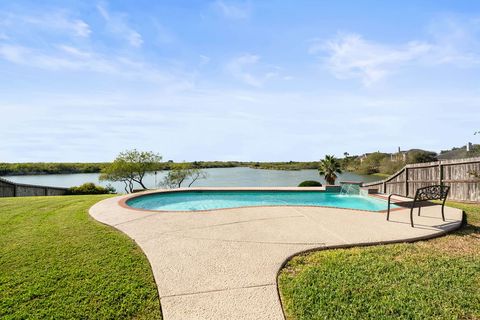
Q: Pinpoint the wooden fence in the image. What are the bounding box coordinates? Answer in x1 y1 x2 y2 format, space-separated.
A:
0 177 68 197
362 157 480 202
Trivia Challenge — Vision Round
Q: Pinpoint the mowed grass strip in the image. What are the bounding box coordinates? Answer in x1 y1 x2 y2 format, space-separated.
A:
278 202 480 320
0 195 161 320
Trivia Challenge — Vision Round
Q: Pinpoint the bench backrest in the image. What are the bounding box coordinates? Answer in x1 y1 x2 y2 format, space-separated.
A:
414 185 450 201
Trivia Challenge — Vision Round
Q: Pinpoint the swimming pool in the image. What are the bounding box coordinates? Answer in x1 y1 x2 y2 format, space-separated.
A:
125 190 395 212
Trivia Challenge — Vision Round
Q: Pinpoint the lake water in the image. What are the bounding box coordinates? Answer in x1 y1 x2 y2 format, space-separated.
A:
2 167 380 193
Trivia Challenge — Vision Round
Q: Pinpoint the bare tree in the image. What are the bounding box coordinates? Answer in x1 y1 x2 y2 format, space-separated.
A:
188 168 208 187
162 163 207 188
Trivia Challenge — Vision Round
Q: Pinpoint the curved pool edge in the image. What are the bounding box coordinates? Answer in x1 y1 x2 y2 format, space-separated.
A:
88 191 464 320
118 187 402 214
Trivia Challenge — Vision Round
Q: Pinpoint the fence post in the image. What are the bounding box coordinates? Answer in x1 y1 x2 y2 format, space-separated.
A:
383 181 386 193
405 167 409 197
439 162 443 186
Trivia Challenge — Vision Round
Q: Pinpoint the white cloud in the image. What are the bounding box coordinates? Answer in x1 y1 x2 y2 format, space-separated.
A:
213 0 250 20
57 45 93 58
3 11 91 38
0 45 26 64
71 19 91 37
0 43 195 90
97 2 143 47
315 33 431 86
227 54 261 86
200 55 211 66
0 44 115 72
226 54 279 87
314 17 480 86
425 16 480 66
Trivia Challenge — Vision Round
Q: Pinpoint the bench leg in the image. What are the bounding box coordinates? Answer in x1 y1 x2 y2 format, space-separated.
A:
410 205 415 227
441 201 446 221
418 205 421 216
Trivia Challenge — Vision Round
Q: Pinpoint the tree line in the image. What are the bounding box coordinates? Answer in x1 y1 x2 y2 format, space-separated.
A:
0 152 442 179
0 160 319 176
0 162 109 176
2 148 472 179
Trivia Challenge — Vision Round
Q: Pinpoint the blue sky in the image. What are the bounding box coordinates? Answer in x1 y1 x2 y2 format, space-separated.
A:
1 0 479 162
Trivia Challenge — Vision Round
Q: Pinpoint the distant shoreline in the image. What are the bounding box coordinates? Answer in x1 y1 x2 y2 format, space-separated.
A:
0 161 321 176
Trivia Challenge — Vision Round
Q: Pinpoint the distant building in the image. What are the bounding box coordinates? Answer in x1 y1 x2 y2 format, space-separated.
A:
391 147 407 162
467 142 473 152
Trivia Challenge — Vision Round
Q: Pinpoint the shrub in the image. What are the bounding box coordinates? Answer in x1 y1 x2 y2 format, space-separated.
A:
298 180 322 187
379 158 405 175
406 150 437 164
67 183 115 195
357 152 389 175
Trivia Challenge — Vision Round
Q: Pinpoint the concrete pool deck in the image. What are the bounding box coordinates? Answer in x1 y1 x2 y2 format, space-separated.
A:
89 188 463 320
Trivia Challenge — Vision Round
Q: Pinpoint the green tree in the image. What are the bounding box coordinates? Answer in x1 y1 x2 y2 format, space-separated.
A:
318 155 343 185
379 157 405 175
162 163 207 188
406 150 437 164
357 152 389 175
100 149 162 193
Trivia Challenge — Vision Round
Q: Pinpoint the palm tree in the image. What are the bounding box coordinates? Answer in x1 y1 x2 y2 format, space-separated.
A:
318 155 343 185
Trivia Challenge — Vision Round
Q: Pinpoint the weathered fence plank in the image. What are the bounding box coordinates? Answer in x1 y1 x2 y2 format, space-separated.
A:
362 157 480 203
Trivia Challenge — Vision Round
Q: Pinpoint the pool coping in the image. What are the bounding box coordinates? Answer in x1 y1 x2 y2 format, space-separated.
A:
118 187 406 214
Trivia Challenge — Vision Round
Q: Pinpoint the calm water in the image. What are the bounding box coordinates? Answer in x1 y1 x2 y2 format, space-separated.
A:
2 167 380 193
127 190 393 212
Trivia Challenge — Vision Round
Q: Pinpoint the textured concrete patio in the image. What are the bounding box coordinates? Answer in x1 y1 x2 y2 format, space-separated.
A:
89 189 463 320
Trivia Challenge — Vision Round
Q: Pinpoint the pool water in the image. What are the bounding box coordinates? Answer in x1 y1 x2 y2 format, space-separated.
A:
126 190 395 212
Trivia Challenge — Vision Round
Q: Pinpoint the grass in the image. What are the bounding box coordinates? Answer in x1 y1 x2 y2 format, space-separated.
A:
278 202 480 320
0 195 162 320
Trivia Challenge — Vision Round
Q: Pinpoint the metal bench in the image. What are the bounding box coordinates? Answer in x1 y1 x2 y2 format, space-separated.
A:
386 185 450 227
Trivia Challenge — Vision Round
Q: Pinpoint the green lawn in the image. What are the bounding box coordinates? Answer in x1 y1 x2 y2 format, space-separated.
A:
278 202 480 320
0 195 162 320
2 196 479 320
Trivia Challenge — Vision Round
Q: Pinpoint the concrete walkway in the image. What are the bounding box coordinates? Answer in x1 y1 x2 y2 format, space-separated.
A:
89 190 463 320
